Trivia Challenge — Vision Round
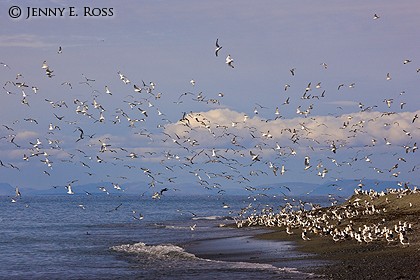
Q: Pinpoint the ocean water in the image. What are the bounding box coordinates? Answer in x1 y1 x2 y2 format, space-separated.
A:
0 194 324 279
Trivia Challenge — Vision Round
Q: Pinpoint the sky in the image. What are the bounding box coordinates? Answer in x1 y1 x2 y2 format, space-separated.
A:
0 0 419 194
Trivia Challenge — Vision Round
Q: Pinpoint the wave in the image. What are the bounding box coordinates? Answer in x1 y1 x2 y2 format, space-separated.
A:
192 215 234 221
110 242 317 278
110 242 198 260
151 223 193 230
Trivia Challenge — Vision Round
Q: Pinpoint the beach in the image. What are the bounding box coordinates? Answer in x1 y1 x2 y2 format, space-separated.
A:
257 224 420 280
188 190 420 280
264 190 419 280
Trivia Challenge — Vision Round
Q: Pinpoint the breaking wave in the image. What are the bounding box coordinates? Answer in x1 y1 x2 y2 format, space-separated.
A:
192 215 234 221
110 242 317 278
151 223 193 230
110 242 198 260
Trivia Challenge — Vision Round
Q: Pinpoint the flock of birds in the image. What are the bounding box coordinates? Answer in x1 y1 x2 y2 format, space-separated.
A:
0 14 419 225
235 187 417 246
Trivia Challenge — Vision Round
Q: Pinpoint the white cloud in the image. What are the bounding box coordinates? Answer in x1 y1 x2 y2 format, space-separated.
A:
165 108 419 150
0 34 55 48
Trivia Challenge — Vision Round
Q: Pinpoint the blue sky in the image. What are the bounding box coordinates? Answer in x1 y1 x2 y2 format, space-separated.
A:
0 0 419 193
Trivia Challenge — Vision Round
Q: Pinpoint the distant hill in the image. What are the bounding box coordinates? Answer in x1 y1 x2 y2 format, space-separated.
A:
3 179 415 198
0 183 14 196
312 179 405 197
22 181 216 196
254 182 317 196
255 179 410 199
24 181 146 195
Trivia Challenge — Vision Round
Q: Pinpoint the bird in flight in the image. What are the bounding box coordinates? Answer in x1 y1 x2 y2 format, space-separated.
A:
15 187 21 198
226 54 234 68
0 62 11 69
215 38 222 57
66 184 74 195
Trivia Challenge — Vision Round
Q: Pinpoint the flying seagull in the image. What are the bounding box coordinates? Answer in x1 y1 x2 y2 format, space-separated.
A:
226 54 234 68
215 38 222 57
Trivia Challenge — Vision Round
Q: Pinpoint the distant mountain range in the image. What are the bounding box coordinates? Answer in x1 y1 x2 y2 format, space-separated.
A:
0 179 414 198
256 179 409 197
0 183 14 196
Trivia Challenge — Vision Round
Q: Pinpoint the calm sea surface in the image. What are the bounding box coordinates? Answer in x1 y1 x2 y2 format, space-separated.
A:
0 194 328 279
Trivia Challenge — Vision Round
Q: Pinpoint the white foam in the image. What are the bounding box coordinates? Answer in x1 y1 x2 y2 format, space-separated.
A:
192 215 233 221
152 223 191 230
111 242 317 277
110 242 197 260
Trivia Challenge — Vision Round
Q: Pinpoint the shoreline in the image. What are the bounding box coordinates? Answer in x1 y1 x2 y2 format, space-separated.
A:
188 189 419 280
184 233 327 279
254 226 419 280
249 190 420 280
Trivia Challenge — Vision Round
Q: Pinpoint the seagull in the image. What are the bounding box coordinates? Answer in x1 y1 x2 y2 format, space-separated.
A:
290 68 296 76
304 156 311 170
15 186 21 198
105 86 112 95
301 229 311 240
215 38 222 57
57 46 62 54
66 184 74 195
373 13 380 20
226 54 234 68
280 165 286 175
250 151 260 161
0 62 11 69
133 84 142 93
61 81 72 89
132 211 144 220
41 61 48 69
108 203 123 212
305 82 311 92
160 188 169 195
384 98 393 108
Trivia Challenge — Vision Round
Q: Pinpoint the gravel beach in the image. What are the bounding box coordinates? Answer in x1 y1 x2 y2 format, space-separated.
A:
255 191 420 280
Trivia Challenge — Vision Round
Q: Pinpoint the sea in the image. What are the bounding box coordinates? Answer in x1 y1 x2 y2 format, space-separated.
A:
0 194 331 279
